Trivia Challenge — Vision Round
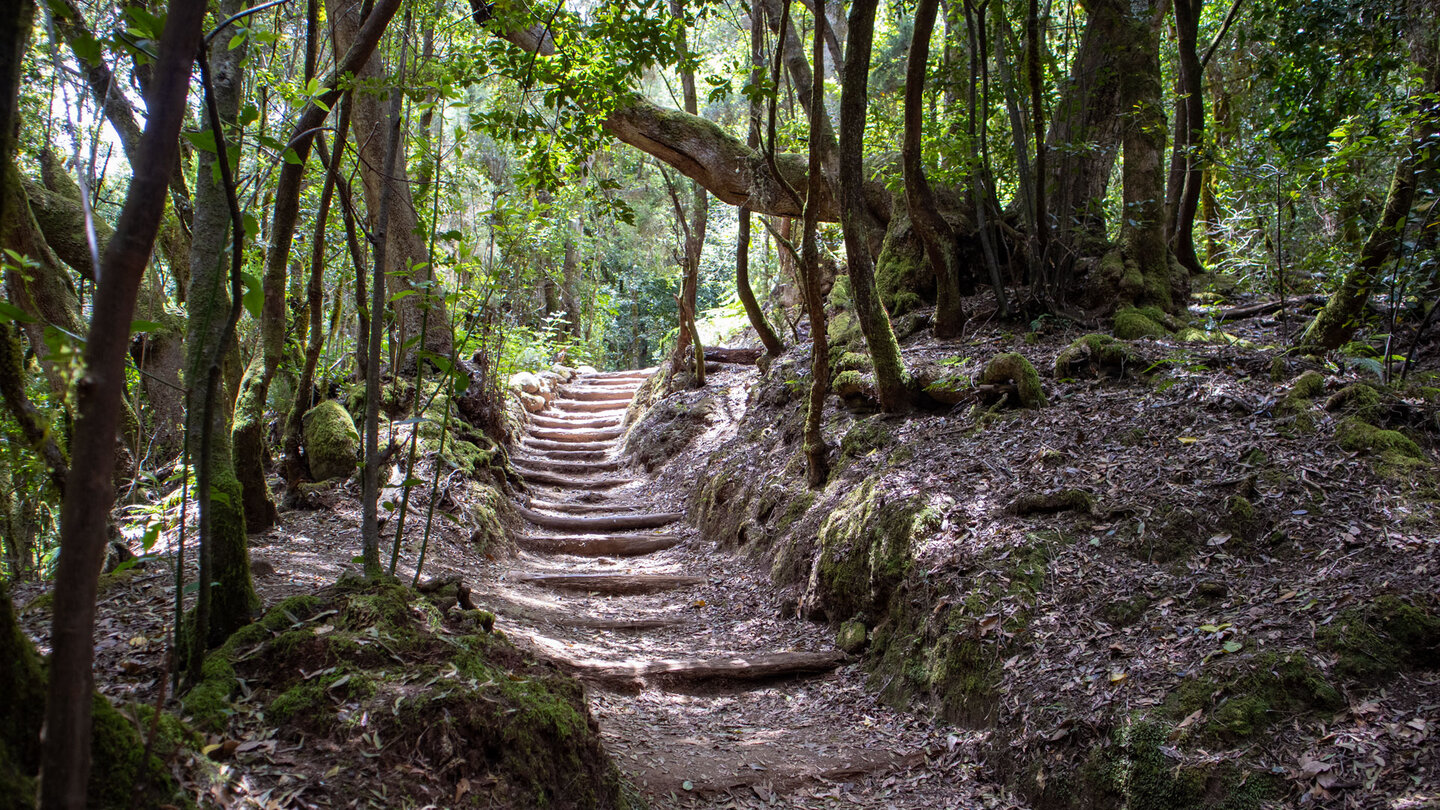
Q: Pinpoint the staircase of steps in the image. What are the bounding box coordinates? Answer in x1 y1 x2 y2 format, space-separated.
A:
496 368 845 691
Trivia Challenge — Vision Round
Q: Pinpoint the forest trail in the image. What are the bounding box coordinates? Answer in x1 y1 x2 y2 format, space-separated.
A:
482 369 1001 808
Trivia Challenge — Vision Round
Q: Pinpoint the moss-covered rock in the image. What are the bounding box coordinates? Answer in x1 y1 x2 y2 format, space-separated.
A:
303 399 360 481
1324 383 1385 422
1053 333 1142 379
804 476 942 622
835 351 873 373
840 416 892 461
979 352 1047 409
1079 720 1282 810
1274 370 1326 432
1318 595 1440 680
1335 418 1426 464
837 620 869 654
1164 651 1342 743
182 579 626 807
876 208 933 317
1112 307 1172 340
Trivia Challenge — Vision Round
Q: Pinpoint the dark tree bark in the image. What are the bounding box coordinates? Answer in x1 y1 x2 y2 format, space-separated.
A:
184 0 258 659
329 0 452 371
40 1 205 805
801 0 831 487
840 0 909 411
667 0 707 386
1165 0 1205 276
903 0 968 338
737 2 786 358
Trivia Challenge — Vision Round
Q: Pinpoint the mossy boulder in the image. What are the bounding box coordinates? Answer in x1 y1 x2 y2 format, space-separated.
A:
1053 333 1142 379
1112 306 1173 340
1335 418 1426 465
837 620 869 654
835 351 873 373
804 476 942 621
979 353 1047 409
1163 651 1342 743
875 207 933 316
303 399 360 481
1324 383 1385 422
181 580 625 808
1275 370 1326 432
840 416 892 461
1078 720 1282 810
1318 595 1440 680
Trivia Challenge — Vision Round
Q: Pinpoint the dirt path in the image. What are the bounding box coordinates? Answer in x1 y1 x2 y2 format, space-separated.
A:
491 370 1016 808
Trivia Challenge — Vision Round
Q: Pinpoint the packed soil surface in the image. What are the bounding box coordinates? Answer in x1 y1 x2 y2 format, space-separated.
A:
13 303 1440 808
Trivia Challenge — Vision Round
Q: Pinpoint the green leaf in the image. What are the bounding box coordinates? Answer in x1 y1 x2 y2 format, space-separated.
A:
130 319 162 333
240 272 264 319
184 129 218 154
401 477 425 488
0 300 37 324
1198 624 1221 633
1222 640 1243 653
282 147 303 165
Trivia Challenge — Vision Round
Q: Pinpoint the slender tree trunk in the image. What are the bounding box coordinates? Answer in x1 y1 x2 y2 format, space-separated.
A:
40 2 204 805
740 2 786 358
362 17 412 579
1027 0 1049 282
184 0 257 656
1165 0 1205 275
329 0 451 372
840 0 910 410
668 0 707 385
904 0 968 338
801 0 831 486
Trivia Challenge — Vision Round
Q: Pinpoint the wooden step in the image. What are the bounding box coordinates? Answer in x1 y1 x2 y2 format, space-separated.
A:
523 438 616 452
551 400 629 414
523 449 614 463
554 650 847 690
479 593 685 631
516 533 682 556
516 469 632 490
527 426 625 443
585 368 657 380
531 413 623 430
512 572 705 595
526 498 641 514
558 387 634 403
517 503 681 531
513 456 623 475
571 378 644 388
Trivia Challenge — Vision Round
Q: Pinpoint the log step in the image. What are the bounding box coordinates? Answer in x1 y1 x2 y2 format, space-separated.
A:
556 650 847 689
526 498 641 514
527 426 625 443
512 572 705 595
524 438 617 452
531 413 623 430
516 469 633 490
585 367 657 380
558 387 635 403
551 400 630 414
524 449 614 462
517 533 682 556
571 378 645 388
513 457 622 475
517 503 681 531
479 593 684 631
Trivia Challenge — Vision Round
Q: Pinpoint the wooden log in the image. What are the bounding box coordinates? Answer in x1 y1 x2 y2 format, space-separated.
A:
512 456 623 475
523 437 616 452
521 448 613 462
1207 294 1325 322
554 650 846 687
551 399 630 414
558 386 635 402
530 413 622 430
527 426 624 443
568 377 644 388
526 498 641 514
515 468 633 490
481 594 683 630
516 503 681 530
586 367 657 380
516 533 682 556
704 346 763 365
512 572 705 595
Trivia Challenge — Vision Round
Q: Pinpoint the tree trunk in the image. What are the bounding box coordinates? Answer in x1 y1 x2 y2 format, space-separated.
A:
40 1 204 804
801 0 831 487
1165 0 1205 276
904 0 968 338
840 0 909 410
329 0 452 372
184 0 259 653
667 0 707 385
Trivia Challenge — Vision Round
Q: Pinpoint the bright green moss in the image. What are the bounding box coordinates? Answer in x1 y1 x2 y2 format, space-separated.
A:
1113 307 1171 340
979 352 1047 408
1335 418 1426 464
302 399 360 481
1053 333 1139 378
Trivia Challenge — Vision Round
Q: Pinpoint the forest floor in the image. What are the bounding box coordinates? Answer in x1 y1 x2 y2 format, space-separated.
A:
11 303 1440 809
